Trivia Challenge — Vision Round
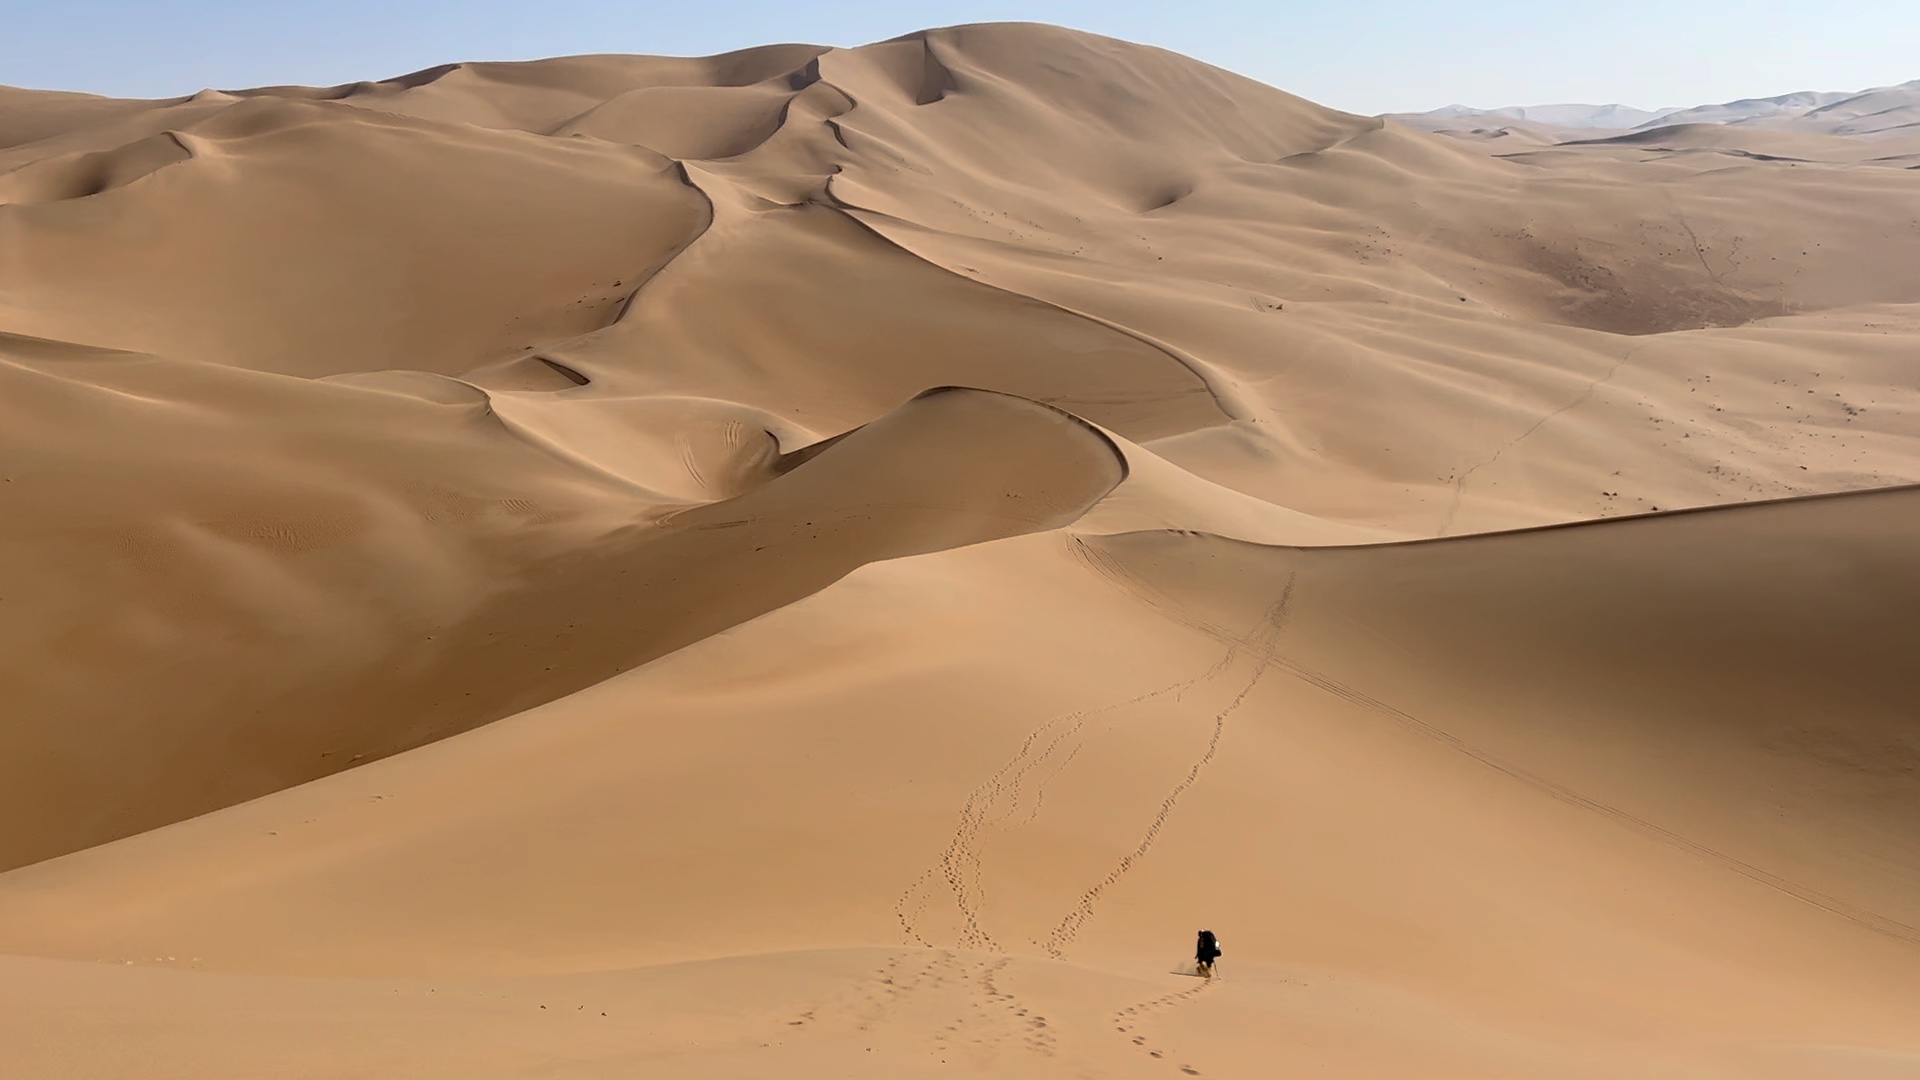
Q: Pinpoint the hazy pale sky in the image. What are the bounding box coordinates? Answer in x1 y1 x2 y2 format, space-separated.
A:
4 0 1915 115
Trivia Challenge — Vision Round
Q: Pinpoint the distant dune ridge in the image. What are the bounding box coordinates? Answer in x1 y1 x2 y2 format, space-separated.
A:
2 22 1918 1079
1417 101 1686 130
1394 77 1920 141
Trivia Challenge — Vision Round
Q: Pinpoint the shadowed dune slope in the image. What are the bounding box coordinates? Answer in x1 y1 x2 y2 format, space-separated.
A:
1 488 1916 1078
0 381 1122 871
2 21 1919 1079
1089 486 1920 941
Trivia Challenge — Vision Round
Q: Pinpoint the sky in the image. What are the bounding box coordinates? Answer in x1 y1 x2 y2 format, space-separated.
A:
3 0 1916 115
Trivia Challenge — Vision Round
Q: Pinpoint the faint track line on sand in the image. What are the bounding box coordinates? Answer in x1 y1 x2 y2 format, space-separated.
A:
1112 976 1221 1075
871 554 1295 1069
1437 346 1638 536
1041 661 1267 958
895 674 1207 950
1043 580 1295 959
896 565 1290 953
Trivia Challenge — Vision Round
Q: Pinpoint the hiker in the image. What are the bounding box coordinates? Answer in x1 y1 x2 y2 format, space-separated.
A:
1195 929 1221 976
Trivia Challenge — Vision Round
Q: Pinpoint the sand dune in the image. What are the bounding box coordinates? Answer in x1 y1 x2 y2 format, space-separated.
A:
2 22 1917 1078
1657 80 1920 136
1399 79 1920 138
1397 78 1920 174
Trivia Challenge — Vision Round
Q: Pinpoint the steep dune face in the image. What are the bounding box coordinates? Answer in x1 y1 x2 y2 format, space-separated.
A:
1 22 1918 1079
0 381 1122 871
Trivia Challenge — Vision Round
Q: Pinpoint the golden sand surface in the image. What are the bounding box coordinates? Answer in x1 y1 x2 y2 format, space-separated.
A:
3 24 1917 1077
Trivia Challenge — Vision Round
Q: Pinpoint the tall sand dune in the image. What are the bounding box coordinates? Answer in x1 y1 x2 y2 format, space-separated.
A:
2 22 1917 1078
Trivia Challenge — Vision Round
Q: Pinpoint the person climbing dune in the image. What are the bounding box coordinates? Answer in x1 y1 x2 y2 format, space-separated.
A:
1195 929 1221 976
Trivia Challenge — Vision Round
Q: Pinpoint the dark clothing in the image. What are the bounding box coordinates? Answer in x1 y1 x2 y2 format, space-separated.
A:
1195 930 1221 965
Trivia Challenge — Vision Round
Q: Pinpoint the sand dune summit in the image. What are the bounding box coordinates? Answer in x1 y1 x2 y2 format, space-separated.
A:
2 22 1918 1079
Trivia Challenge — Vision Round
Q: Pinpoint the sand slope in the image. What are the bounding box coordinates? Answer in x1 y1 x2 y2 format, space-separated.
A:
2 22 1918 1079
4 489 1917 1077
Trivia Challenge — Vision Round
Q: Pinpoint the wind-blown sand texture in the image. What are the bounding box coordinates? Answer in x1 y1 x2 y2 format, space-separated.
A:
2 23 1918 1078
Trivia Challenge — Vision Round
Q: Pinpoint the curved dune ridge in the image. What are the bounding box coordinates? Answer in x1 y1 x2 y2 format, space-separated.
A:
1 22 1918 1079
